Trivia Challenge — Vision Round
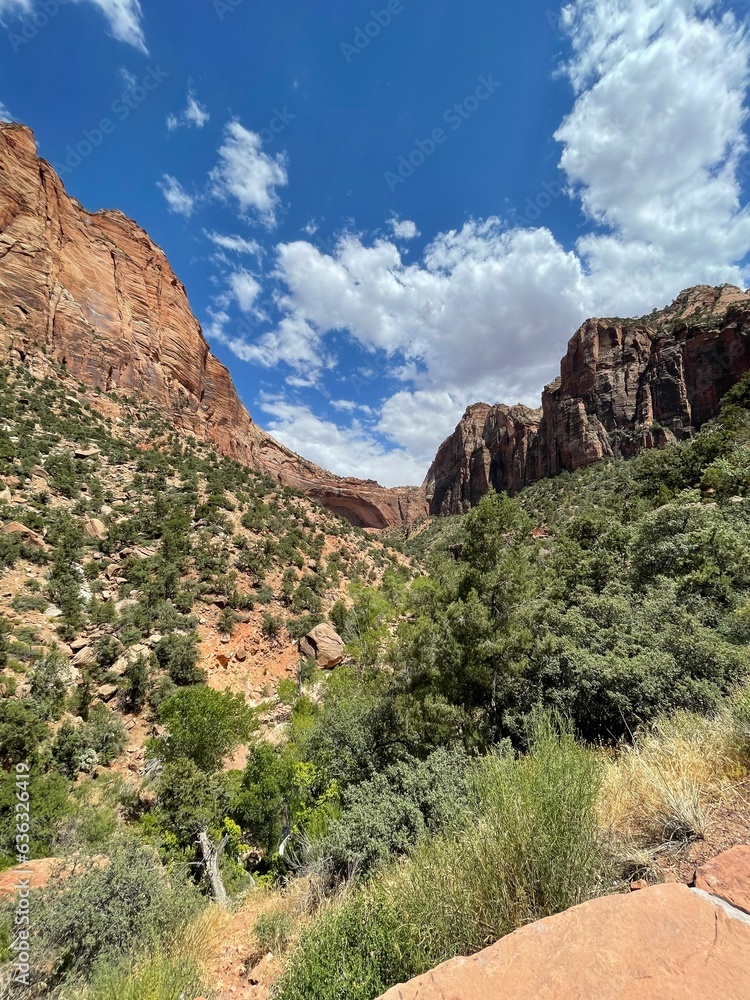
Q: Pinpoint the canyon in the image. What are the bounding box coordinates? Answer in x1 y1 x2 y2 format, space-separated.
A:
2 122 750 528
0 122 426 529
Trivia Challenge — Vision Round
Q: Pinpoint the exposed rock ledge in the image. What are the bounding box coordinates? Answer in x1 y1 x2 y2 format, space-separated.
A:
0 122 427 529
379 846 750 1000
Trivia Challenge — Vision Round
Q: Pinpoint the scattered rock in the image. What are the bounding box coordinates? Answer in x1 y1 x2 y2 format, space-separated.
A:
74 445 101 459
298 623 345 669
235 648 248 663
95 684 118 703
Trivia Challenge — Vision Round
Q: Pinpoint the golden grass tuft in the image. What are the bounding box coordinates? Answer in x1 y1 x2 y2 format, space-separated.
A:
598 705 747 846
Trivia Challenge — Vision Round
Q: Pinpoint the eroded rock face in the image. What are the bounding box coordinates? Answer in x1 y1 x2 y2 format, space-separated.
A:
0 123 427 529
425 284 750 515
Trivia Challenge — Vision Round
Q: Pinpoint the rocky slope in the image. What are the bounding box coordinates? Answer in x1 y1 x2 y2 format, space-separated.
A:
425 284 750 515
0 123 426 529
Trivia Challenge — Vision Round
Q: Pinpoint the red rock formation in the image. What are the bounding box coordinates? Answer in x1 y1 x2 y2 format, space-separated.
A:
0 122 426 529
378 848 750 1000
426 284 750 515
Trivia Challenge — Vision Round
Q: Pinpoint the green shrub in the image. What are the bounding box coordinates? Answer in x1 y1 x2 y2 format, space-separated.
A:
317 749 469 879
153 685 257 773
254 910 294 955
81 950 205 1000
275 717 605 1000
36 838 202 987
153 634 205 686
28 651 70 719
262 613 282 638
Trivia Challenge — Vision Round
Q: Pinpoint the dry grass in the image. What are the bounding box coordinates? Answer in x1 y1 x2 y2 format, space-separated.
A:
599 705 748 848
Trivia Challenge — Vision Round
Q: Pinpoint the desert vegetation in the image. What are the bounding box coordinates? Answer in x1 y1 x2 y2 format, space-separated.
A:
0 359 749 999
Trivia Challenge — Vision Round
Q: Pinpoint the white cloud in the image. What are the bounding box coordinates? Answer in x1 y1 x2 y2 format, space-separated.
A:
118 66 137 91
80 0 146 51
557 0 750 313
389 217 419 240
266 223 586 396
167 88 209 131
331 399 374 415
0 100 13 122
228 270 262 313
205 231 262 257
210 313 327 374
157 175 195 218
0 0 146 49
257 396 426 487
209 120 288 228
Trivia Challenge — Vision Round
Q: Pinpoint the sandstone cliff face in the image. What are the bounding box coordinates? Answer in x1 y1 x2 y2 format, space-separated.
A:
0 123 426 529
425 284 750 515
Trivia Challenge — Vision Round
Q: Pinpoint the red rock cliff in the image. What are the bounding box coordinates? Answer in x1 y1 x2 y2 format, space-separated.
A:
0 123 427 529
425 284 750 515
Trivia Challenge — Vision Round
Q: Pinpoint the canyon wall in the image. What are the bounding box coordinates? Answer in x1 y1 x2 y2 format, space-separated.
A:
0 122 426 529
425 284 750 515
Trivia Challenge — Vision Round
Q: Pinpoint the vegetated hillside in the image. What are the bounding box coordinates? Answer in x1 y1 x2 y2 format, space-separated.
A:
0 353 413 856
1 360 749 1000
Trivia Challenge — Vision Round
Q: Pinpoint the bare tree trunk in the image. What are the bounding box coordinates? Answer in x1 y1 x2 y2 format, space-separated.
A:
197 830 229 906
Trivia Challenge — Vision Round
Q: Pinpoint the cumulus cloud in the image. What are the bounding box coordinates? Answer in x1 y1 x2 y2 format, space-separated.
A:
228 270 262 314
209 120 288 228
0 0 146 49
167 88 210 131
205 232 262 257
557 0 750 313
157 175 195 218
389 217 419 240
257 396 426 487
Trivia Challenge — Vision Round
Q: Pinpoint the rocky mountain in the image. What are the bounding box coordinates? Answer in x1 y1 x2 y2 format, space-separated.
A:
0 123 426 529
425 284 750 515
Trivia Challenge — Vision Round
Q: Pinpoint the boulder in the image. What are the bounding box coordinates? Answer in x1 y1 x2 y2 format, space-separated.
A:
695 845 750 915
95 684 118 703
74 445 101 459
72 645 96 668
83 518 107 541
1 521 45 549
298 623 345 669
379 882 750 1000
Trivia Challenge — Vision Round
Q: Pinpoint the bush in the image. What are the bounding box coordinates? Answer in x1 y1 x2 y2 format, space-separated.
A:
153 634 205 686
255 910 294 955
275 717 604 1000
153 686 257 773
317 749 469 879
28 651 70 720
36 838 202 987
262 613 282 638
0 699 47 768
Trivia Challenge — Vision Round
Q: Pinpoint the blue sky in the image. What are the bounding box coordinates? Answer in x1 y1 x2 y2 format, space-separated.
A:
2 0 750 485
